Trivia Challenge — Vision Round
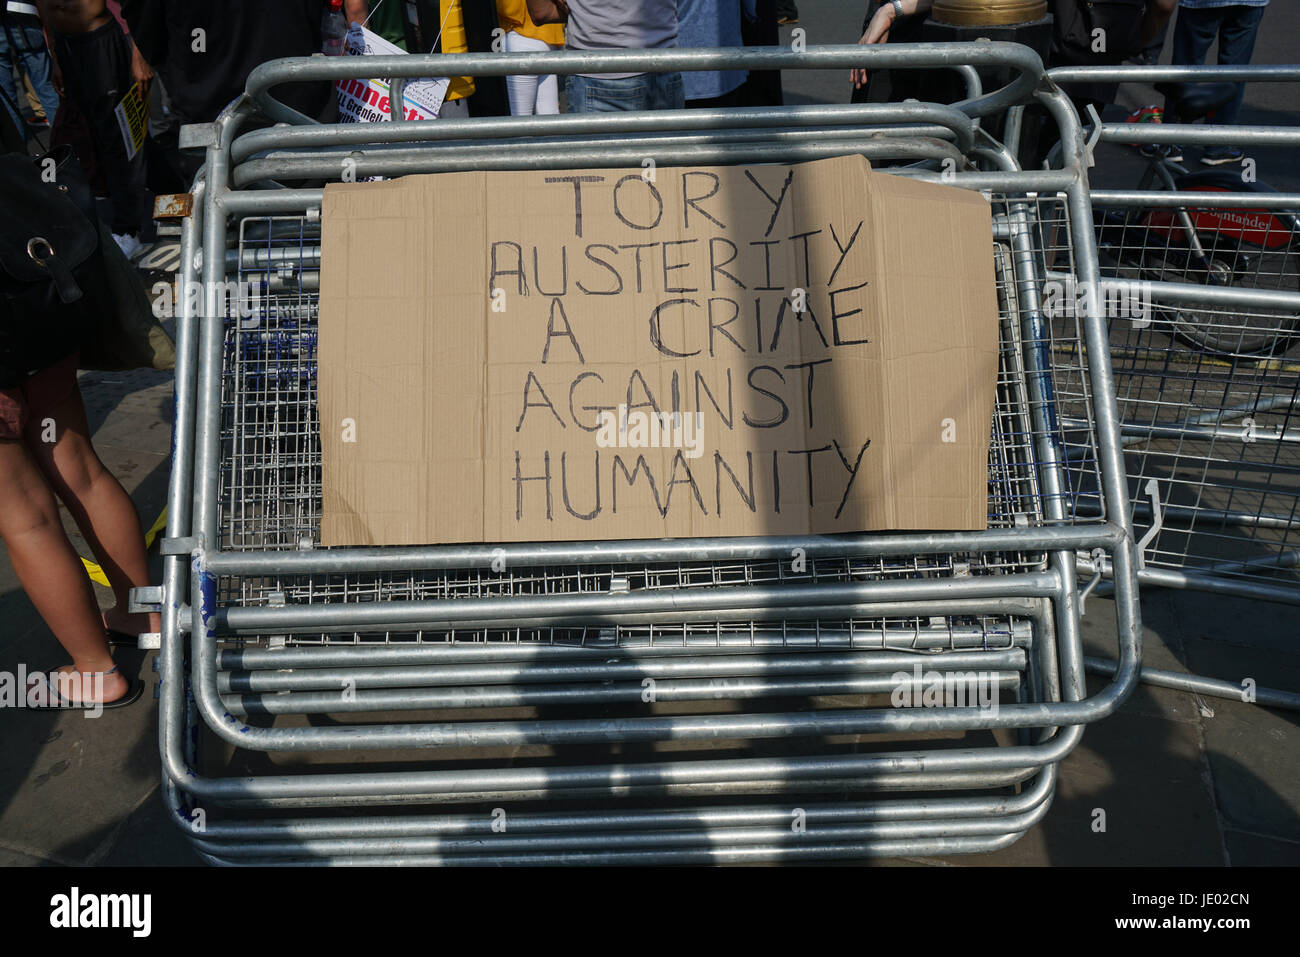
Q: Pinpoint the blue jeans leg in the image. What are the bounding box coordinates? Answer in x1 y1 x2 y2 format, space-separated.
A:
0 25 60 125
565 72 685 113
1172 5 1265 128
1214 5 1266 126
0 28 21 120
1171 8 1219 68
644 72 684 110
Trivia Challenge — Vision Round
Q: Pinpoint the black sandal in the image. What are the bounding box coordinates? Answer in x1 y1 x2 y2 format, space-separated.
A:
32 666 145 711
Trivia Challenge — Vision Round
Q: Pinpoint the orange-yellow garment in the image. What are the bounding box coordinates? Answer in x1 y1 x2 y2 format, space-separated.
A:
438 0 475 101
495 0 565 46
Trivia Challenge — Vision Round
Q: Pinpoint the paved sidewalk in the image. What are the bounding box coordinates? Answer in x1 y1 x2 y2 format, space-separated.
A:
1 2 1297 866
0 366 199 865
1 357 1295 867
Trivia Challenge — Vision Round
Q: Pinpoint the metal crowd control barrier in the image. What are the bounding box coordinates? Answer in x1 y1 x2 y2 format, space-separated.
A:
1016 66 1300 621
144 43 1146 865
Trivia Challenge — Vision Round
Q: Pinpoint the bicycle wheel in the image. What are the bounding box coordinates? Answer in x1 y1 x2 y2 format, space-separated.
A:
1138 209 1300 358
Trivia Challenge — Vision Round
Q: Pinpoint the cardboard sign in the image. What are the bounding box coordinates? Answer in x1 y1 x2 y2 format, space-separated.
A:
318 155 999 546
336 24 448 124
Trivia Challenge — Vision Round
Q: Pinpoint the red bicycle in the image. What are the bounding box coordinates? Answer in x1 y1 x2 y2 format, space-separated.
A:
1094 83 1300 357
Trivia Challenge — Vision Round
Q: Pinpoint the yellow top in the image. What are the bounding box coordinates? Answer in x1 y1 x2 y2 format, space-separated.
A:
495 0 565 46
438 0 475 101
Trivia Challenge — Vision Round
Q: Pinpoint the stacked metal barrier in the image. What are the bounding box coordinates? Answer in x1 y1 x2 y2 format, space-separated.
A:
1028 66 1300 613
143 44 1148 864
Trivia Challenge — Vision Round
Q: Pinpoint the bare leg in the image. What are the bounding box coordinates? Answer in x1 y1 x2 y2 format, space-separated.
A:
0 438 127 702
24 385 161 638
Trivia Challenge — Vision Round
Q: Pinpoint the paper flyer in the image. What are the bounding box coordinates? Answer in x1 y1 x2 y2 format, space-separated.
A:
335 24 449 124
114 82 148 160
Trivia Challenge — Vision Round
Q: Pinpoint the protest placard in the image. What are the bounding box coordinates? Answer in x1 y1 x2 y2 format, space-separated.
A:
114 82 147 161
336 24 448 124
318 155 1000 546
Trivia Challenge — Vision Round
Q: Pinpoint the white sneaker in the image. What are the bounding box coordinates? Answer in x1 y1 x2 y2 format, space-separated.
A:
113 233 143 260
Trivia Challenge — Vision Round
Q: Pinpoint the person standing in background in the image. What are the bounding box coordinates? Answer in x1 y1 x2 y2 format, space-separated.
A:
0 65 23 147
0 135 156 707
366 1 505 117
527 0 682 113
39 0 152 257
678 0 747 108
424 0 476 118
121 0 365 179
461 0 509 116
0 1 60 135
361 0 407 47
1171 0 1269 165
852 0 1176 166
738 0 781 106
496 0 563 115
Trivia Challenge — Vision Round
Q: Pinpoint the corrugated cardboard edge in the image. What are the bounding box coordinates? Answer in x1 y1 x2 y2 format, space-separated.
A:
863 167 998 530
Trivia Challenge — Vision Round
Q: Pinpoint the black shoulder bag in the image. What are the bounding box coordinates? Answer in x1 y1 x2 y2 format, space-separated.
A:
1051 0 1149 67
0 145 108 389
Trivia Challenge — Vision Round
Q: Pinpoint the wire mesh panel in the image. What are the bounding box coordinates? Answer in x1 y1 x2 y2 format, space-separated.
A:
1080 194 1300 595
185 179 1082 818
1082 312 1300 588
222 216 323 551
155 44 1156 865
1095 198 1300 357
212 195 1104 647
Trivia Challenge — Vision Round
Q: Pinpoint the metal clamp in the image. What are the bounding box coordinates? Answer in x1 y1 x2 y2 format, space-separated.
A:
129 585 164 615
161 536 202 556
1083 103 1103 168
1078 548 1107 617
179 123 218 152
1134 479 1164 571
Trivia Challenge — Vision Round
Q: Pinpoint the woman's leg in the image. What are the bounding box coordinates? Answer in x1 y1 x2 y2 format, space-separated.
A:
0 438 127 702
505 69 539 115
504 30 550 115
535 49 561 116
24 380 159 639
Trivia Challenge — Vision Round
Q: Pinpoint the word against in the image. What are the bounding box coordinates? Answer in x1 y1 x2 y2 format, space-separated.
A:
49 888 151 938
0 667 103 719
596 406 705 459
889 664 999 713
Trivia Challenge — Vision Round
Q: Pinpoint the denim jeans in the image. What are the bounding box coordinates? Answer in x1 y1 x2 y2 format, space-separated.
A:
565 72 685 113
0 23 61 130
1171 5 1268 128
